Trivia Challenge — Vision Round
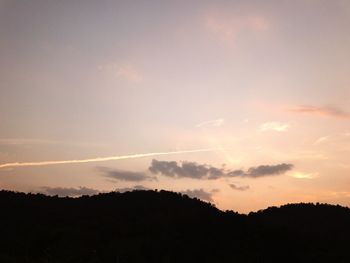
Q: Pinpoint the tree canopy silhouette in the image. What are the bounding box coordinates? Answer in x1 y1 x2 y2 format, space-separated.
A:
0 190 349 263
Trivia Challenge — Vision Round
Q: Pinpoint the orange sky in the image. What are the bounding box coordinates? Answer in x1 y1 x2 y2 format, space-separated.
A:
0 0 349 213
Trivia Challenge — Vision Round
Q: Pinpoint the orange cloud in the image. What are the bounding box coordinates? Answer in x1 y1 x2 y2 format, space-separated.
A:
196 118 224 128
116 64 143 83
289 171 318 179
287 105 350 119
259 122 290 132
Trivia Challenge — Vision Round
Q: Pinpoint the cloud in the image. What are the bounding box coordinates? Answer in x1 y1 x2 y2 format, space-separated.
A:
289 171 318 179
314 136 331 145
0 148 216 169
149 159 225 180
180 189 214 202
98 63 143 83
149 159 293 179
260 122 290 132
245 163 293 178
114 185 150 192
0 138 59 146
205 13 270 46
287 105 350 119
314 133 350 145
40 186 99 197
196 118 224 128
116 64 143 83
229 184 250 191
98 167 155 182
227 169 246 176
0 138 104 147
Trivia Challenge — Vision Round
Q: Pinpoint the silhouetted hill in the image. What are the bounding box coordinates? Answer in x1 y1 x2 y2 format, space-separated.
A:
0 190 349 263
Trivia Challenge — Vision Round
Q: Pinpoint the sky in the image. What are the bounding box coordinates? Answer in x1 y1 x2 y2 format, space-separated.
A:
0 0 350 213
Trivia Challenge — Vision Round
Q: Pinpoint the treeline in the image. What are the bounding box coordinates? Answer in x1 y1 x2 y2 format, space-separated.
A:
1 190 349 263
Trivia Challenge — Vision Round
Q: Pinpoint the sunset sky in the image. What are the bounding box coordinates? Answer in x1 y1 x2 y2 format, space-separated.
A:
1 0 350 213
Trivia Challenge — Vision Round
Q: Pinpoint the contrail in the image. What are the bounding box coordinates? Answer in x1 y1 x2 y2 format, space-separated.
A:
0 148 217 169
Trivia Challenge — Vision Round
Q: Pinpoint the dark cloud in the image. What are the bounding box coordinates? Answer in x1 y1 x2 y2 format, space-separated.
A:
40 186 99 197
98 167 155 182
149 159 293 179
227 170 245 177
246 163 293 177
288 105 350 119
180 189 215 202
149 159 224 180
229 184 250 191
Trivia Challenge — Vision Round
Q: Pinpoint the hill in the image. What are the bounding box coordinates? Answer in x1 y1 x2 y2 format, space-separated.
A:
0 190 349 262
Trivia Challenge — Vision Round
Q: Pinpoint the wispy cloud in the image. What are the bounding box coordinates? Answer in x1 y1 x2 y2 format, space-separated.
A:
314 133 350 145
289 171 318 179
116 64 143 83
98 63 143 83
196 118 224 128
0 138 59 146
314 136 331 145
205 12 270 46
259 122 290 132
0 138 105 147
0 148 217 169
287 105 350 119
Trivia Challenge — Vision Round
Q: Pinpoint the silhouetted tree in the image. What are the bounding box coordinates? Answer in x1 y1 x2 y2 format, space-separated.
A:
0 190 349 262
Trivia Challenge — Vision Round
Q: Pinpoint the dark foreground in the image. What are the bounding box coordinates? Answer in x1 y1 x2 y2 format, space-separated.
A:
1 190 350 263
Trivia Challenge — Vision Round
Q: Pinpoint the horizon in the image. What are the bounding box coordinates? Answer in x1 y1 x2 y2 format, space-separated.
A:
1 0 350 213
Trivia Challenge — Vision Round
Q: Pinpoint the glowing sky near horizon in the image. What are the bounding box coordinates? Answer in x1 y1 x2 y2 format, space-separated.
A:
0 0 350 213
